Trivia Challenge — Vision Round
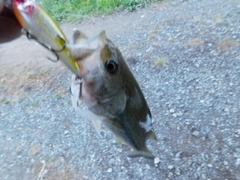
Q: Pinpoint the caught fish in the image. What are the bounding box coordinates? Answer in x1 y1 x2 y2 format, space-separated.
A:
70 29 157 158
4 0 80 76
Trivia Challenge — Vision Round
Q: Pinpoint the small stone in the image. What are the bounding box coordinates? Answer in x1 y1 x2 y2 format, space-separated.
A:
223 161 228 166
192 130 200 137
235 158 240 166
210 120 216 126
107 168 112 173
208 164 213 168
146 164 151 169
64 130 69 135
224 108 229 112
83 175 89 179
169 109 175 113
108 158 115 164
172 113 177 117
236 129 240 135
202 174 207 179
168 172 173 178
154 157 161 166
177 112 183 116
175 167 181 175
168 165 174 170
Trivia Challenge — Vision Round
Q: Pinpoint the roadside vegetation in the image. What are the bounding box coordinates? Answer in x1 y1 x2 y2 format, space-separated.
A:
38 0 162 22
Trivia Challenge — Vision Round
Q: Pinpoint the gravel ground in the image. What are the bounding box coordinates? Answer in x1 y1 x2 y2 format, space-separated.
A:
0 0 240 179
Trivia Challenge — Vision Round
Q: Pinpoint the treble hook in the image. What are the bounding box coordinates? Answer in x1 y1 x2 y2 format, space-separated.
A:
22 29 66 62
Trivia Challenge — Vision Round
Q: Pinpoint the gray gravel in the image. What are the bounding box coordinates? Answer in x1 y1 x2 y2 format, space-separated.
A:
1 0 240 179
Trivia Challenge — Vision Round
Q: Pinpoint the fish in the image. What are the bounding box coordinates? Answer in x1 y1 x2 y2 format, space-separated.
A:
6 0 81 76
69 29 157 158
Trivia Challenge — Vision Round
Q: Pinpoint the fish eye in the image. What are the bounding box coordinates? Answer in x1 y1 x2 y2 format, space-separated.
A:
105 59 118 74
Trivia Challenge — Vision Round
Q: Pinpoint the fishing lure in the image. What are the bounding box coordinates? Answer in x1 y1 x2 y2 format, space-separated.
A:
4 0 81 76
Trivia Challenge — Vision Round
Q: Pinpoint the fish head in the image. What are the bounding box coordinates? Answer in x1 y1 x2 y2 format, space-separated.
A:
70 30 124 99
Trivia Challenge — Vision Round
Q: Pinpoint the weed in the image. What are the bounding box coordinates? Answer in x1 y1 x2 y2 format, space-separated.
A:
67 99 72 105
155 57 167 67
201 70 209 74
33 100 40 108
3 100 10 105
55 94 62 100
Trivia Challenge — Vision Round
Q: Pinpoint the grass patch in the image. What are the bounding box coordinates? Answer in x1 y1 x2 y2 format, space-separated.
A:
38 0 161 22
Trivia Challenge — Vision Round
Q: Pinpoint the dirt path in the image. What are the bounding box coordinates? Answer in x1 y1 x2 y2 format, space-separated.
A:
1 0 240 179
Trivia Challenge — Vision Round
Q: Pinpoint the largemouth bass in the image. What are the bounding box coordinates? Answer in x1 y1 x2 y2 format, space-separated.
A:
70 29 157 158
4 0 80 76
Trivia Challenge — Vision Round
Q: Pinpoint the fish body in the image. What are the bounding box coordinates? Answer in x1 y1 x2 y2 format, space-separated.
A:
10 0 80 76
70 30 156 158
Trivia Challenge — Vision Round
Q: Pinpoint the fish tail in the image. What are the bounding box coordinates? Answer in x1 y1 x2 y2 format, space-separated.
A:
128 149 155 159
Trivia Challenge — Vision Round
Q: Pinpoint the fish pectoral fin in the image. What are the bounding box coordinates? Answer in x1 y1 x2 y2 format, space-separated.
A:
148 130 157 141
128 149 155 159
92 119 102 135
69 30 96 61
71 46 96 61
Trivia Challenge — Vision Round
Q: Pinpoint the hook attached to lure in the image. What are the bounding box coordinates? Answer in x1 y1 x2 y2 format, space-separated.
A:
22 29 66 62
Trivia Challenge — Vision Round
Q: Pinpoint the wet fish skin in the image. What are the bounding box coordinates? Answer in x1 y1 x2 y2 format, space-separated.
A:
70 29 157 158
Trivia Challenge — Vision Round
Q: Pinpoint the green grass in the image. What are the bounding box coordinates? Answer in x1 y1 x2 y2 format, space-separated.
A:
38 0 160 22
33 100 40 108
55 94 62 100
3 100 10 105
